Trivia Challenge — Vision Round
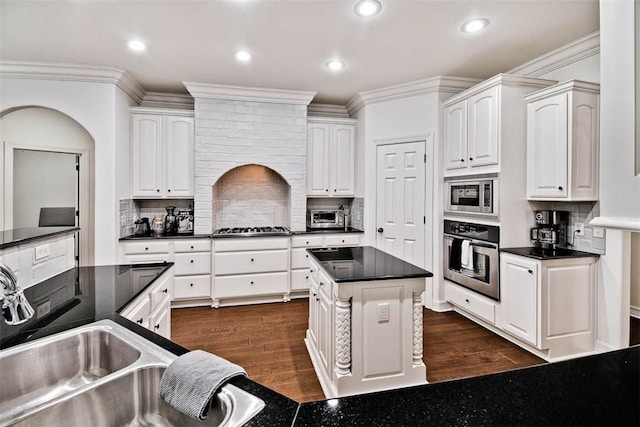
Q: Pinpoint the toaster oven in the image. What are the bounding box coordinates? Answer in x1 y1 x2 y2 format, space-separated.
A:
307 210 345 229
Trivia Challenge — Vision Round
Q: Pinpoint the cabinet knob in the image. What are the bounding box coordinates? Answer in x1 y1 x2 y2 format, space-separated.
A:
334 189 337 192
250 258 254 262
310 269 315 273
154 324 160 330
190 245 194 249
306 241 309 244
460 158 465 162
528 269 533 274
137 318 144 324
325 189 329 192
377 227 384 233
145 247 148 251
168 189 171 193
306 254 309 258
469 157 473 161
465 299 470 303
558 186 564 191
190 283 194 287
162 289 168 293
305 276 309 279
156 189 160 192
342 239 345 243
190 260 194 263
319 282 324 286
250 281 254 285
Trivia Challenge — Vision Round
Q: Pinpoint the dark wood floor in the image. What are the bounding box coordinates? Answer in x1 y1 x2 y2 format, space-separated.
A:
171 299 549 403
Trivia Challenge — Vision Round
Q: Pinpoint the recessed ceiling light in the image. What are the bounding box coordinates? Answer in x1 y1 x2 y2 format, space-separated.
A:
461 19 489 33
354 0 382 17
325 59 345 72
126 39 146 52
234 50 252 62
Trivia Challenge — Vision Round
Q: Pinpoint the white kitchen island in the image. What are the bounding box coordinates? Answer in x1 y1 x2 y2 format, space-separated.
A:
305 246 433 398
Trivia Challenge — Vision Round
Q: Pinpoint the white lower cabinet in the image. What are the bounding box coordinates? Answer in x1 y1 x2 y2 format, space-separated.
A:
212 237 290 307
120 268 172 340
498 253 597 360
445 281 497 325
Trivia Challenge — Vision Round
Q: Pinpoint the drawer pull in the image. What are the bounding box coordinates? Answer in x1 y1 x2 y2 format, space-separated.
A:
305 276 309 279
310 269 314 273
342 239 345 243
460 158 464 162
162 289 168 294
190 260 194 263
136 318 144 324
250 281 254 285
319 282 324 287
156 189 160 192
306 241 309 244
528 269 533 274
190 245 194 249
250 258 254 262
190 283 194 287
305 254 309 258
558 186 564 191
465 298 470 303
154 324 160 330
469 157 473 161
168 189 171 193
145 247 149 251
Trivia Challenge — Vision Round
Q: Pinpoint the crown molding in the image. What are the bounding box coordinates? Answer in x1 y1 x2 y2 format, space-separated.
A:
525 79 600 102
141 91 194 110
508 31 600 77
183 81 316 105
589 216 640 232
346 76 481 116
308 103 350 118
0 61 146 103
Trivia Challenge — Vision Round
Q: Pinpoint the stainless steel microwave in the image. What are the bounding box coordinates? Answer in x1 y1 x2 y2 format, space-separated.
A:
307 209 345 229
445 176 497 217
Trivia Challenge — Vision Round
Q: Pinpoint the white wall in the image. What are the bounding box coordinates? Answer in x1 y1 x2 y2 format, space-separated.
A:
631 233 640 317
13 149 76 228
0 77 135 265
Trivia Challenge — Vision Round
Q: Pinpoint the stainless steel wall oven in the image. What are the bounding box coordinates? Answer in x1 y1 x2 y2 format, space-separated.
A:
443 220 500 301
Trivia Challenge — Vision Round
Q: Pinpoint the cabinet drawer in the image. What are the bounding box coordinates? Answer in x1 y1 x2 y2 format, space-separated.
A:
214 237 289 252
291 235 324 248
214 250 288 275
291 269 312 291
215 272 288 298
174 253 211 276
317 269 333 300
325 234 361 247
309 258 321 283
123 241 171 255
174 240 211 253
121 296 151 326
445 282 495 324
291 248 314 269
150 275 172 311
173 276 211 299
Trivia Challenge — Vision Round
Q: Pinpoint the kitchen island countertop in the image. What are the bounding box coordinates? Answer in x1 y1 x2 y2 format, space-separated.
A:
1 263 637 426
0 226 79 250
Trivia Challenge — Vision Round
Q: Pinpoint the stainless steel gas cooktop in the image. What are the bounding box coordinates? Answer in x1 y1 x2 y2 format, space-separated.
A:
212 226 291 237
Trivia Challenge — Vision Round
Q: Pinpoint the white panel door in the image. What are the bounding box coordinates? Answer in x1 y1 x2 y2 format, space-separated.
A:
165 116 194 197
376 141 426 267
307 123 331 196
500 255 539 347
131 114 163 197
527 94 568 198
467 86 499 168
331 124 355 196
443 101 468 171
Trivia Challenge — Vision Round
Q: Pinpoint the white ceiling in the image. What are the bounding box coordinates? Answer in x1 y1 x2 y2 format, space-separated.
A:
0 0 599 105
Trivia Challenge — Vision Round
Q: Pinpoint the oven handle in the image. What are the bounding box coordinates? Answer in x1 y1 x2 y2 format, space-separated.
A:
443 234 498 250
470 242 498 249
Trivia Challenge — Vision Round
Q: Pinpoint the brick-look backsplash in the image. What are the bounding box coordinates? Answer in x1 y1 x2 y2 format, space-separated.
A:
193 98 308 234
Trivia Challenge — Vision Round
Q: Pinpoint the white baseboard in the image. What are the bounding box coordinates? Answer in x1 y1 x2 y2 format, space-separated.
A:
630 306 640 319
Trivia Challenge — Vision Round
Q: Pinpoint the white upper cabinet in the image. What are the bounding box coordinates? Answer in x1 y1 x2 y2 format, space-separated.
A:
131 108 194 198
526 80 600 201
443 74 557 178
307 118 356 197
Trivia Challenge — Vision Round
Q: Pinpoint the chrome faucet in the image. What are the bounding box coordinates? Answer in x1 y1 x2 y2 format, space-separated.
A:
0 264 35 325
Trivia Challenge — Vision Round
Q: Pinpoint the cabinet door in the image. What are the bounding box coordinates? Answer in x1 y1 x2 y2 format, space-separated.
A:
317 289 333 374
501 255 539 346
330 124 355 196
443 101 468 171
307 123 331 196
149 302 171 339
165 116 194 197
527 94 568 198
132 114 164 197
308 282 319 346
121 296 151 329
468 86 499 168
569 92 599 200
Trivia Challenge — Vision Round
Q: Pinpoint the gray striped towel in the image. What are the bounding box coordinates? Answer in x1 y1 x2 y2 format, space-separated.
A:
159 350 247 420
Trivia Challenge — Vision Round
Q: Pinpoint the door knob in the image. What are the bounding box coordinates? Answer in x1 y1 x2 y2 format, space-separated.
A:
377 227 384 233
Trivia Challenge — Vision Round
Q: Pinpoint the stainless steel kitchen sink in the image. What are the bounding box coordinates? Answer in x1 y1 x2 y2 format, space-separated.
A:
0 320 265 426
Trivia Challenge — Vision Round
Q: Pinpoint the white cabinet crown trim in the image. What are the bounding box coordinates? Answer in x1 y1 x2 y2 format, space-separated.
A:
183 81 316 105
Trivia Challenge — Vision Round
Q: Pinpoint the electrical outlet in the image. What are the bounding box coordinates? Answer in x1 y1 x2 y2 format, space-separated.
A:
35 244 50 260
377 303 389 322
593 227 605 238
575 223 585 236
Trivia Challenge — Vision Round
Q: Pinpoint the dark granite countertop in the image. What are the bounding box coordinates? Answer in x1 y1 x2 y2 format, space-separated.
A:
308 246 433 282
292 227 364 234
2 263 637 426
119 233 211 241
501 246 601 260
0 226 79 250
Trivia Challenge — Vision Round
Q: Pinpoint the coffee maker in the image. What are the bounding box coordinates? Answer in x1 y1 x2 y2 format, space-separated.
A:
530 210 569 249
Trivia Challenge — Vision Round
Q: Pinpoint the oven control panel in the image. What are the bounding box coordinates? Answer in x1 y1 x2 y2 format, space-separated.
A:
444 220 500 244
